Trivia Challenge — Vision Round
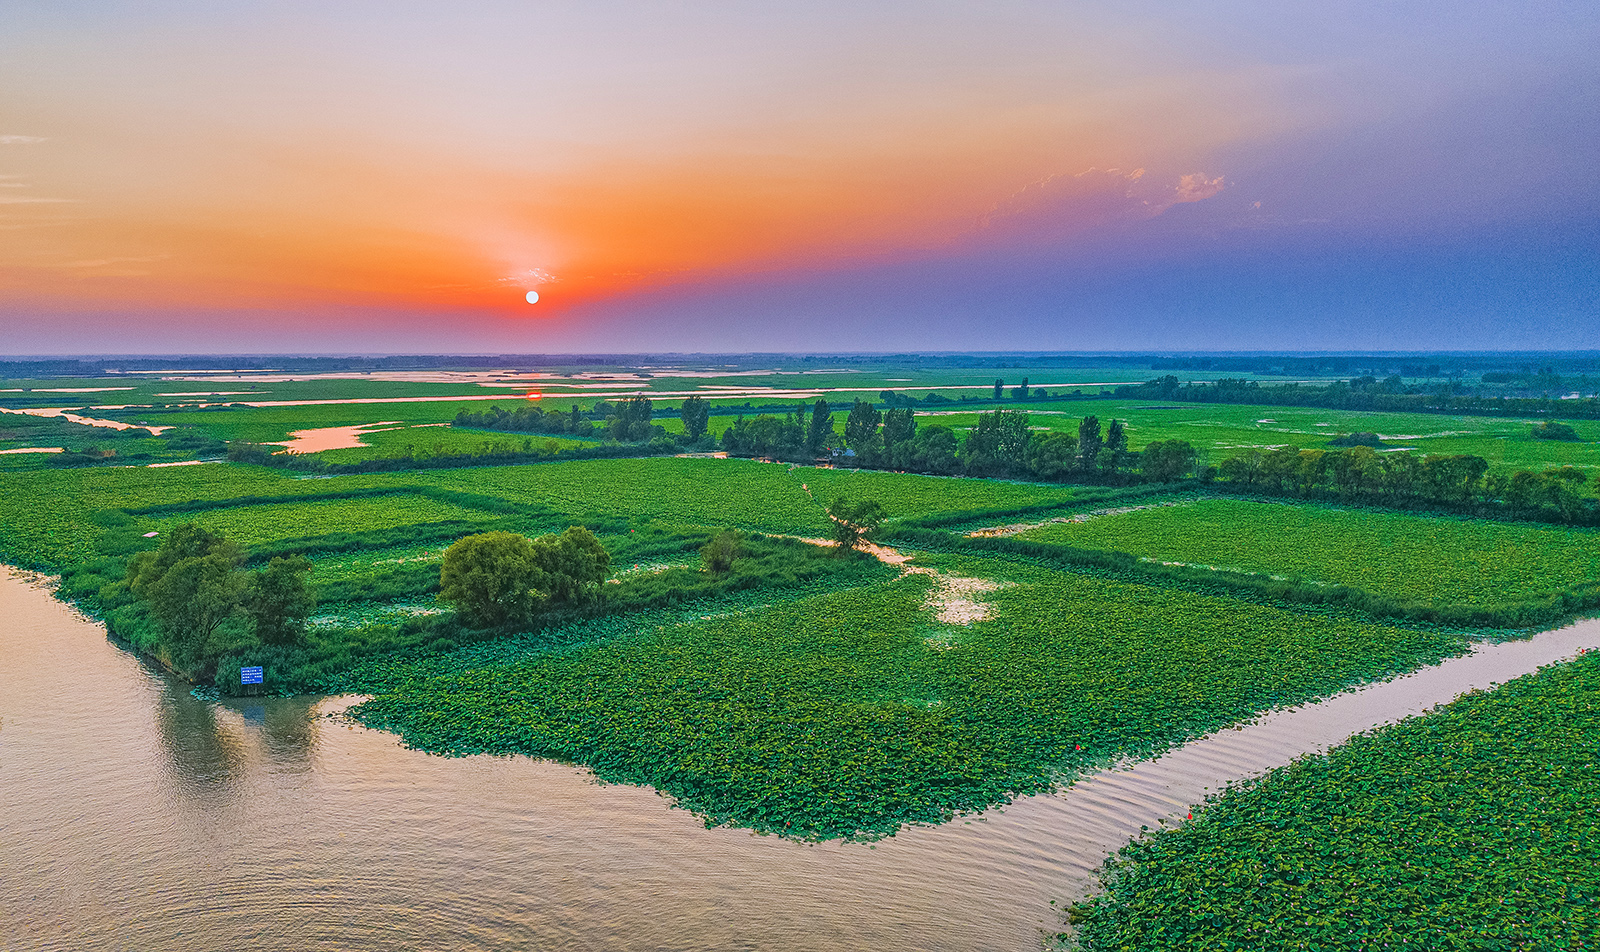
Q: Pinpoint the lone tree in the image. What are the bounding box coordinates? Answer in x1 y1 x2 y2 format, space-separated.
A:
699 530 743 573
826 497 886 553
680 395 711 440
440 526 611 629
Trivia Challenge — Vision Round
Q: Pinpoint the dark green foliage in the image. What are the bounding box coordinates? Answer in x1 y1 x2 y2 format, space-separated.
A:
699 530 743 573
843 398 882 460
1102 418 1128 471
439 531 545 628
438 527 610 629
826 497 886 551
533 526 611 605
881 407 916 466
1115 373 1600 419
1218 444 1597 523
125 523 249 666
246 555 315 646
1329 430 1384 447
1531 420 1582 441
909 424 960 474
964 409 1031 476
606 395 662 442
680 396 711 440
808 399 834 454
452 403 600 438
1078 415 1103 468
1141 439 1197 482
1067 652 1600 950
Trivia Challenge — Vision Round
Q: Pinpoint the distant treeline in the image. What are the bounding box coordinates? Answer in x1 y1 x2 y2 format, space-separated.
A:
720 399 1199 486
716 399 1600 524
1116 375 1600 419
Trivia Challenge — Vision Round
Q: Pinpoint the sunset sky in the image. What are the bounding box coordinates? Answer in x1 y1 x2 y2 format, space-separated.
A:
2 1 1595 353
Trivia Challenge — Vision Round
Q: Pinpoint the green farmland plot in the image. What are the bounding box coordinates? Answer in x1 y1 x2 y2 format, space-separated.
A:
1012 497 1600 607
418 457 1094 536
347 557 1467 840
1067 651 1600 951
151 493 499 548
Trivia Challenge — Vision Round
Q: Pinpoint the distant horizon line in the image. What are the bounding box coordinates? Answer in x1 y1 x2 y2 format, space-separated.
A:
5 349 1600 361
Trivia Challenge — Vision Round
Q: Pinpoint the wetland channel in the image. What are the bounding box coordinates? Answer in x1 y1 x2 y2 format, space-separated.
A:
3 564 1596 951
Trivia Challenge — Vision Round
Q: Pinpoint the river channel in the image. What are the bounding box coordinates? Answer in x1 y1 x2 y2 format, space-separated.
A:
4 565 1597 951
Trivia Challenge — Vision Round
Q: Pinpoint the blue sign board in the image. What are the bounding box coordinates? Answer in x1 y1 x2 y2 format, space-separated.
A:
240 665 264 685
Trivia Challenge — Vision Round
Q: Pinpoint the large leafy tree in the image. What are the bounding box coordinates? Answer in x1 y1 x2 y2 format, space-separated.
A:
247 555 316 646
1141 439 1197 482
531 526 612 605
963 409 1031 476
843 399 882 458
680 396 711 440
126 523 249 664
440 531 542 628
606 395 656 442
1078 415 1104 469
440 526 612 628
910 424 960 474
825 497 886 553
807 399 834 454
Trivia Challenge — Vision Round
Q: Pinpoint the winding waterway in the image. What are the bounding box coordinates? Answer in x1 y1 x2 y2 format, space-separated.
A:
3 565 1597 951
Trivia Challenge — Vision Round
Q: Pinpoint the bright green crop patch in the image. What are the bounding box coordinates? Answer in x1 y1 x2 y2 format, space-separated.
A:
1067 650 1600 951
347 559 1467 840
417 457 1090 537
0 464 331 567
1013 497 1600 606
153 494 496 547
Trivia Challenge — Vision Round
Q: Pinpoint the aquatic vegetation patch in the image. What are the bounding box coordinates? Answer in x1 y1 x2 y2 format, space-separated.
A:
1065 650 1600 950
345 560 1467 840
151 494 498 547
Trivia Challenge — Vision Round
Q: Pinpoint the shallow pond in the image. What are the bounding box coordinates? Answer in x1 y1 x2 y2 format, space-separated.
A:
3 565 1595 951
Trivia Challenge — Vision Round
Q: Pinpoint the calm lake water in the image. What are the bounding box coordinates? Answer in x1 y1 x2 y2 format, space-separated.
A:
4 565 1597 951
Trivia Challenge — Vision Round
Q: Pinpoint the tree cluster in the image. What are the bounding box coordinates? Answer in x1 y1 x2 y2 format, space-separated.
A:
452 404 600 437
720 403 1173 484
1119 374 1600 420
125 524 314 671
1218 445 1599 522
439 526 611 629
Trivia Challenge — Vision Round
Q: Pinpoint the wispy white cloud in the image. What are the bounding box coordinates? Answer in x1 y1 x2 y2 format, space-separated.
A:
0 135 46 145
0 196 81 204
1175 173 1225 203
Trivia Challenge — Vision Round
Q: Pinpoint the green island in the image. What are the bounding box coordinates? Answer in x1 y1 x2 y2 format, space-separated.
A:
3 354 1599 941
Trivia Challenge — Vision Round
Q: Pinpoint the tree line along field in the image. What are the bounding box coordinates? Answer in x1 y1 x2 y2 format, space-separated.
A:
916 399 1600 474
